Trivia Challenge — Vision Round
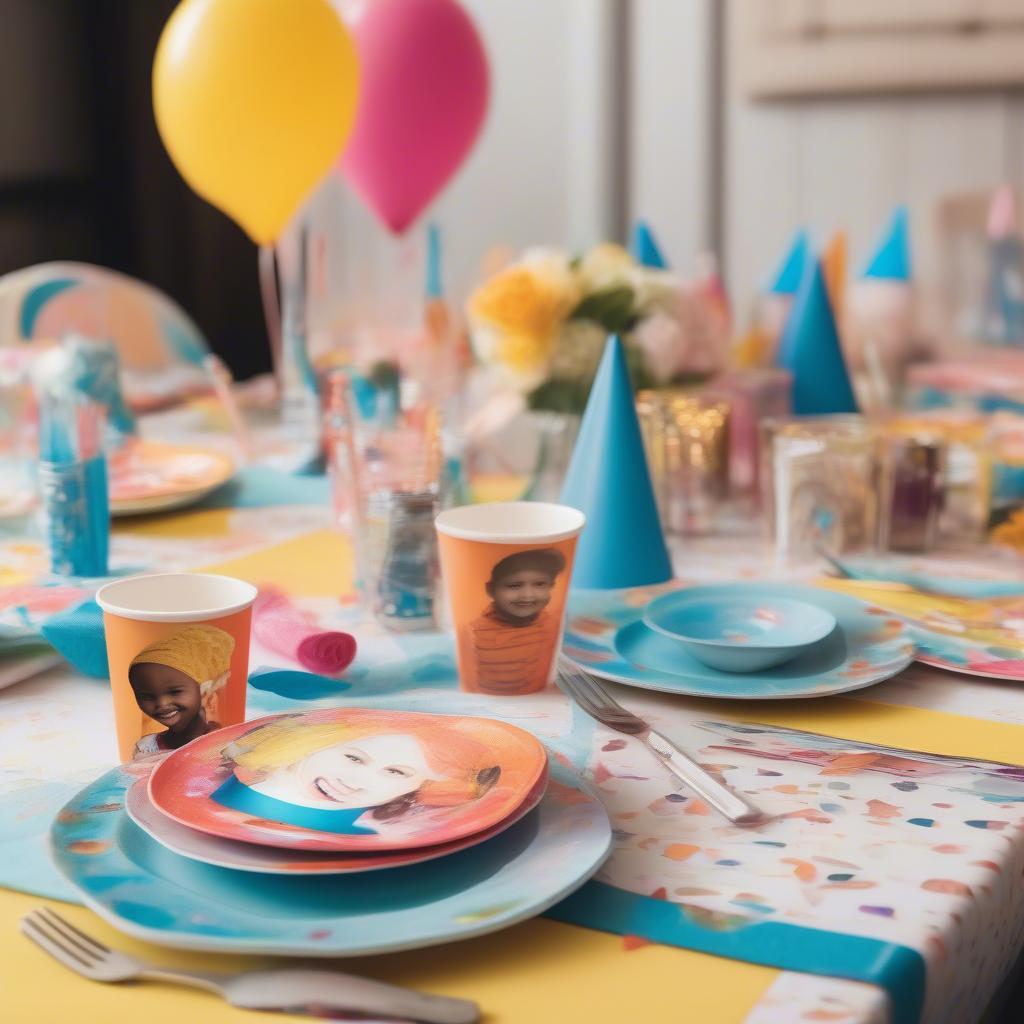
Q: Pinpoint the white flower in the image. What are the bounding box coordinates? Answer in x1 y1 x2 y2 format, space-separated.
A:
469 323 501 365
577 244 634 293
520 248 579 300
629 267 683 316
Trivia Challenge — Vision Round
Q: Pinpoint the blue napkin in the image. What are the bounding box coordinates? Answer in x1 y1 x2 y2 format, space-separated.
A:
198 466 329 510
39 599 108 678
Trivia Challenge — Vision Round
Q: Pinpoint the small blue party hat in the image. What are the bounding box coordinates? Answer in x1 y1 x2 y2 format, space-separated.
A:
425 223 443 298
631 220 668 269
862 206 911 281
561 336 673 589
767 229 811 294
777 260 858 415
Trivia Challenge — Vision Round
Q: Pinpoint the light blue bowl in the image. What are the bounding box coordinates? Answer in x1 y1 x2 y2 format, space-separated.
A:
643 589 837 673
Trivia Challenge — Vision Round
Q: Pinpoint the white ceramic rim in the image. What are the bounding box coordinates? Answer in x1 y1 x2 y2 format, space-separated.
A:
435 501 585 544
95 573 258 623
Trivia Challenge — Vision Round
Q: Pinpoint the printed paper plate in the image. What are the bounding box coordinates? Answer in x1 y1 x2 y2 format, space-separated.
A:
127 763 548 874
52 760 610 957
109 440 234 516
148 708 550 853
819 577 1024 682
564 582 914 699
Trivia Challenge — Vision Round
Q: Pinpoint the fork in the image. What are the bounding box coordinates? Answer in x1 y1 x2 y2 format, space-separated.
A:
21 906 480 1023
557 656 764 826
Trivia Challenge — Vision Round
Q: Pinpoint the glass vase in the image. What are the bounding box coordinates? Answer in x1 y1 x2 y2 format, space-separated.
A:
523 410 580 503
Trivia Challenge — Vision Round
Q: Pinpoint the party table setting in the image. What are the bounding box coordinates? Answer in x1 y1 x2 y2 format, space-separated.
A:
6 2 1024 1024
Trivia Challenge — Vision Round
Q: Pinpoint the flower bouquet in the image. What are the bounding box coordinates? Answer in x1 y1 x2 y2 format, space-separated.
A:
467 244 728 414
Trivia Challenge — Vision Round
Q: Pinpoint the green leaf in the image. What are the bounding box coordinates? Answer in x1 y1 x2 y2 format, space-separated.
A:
569 286 638 333
527 378 592 415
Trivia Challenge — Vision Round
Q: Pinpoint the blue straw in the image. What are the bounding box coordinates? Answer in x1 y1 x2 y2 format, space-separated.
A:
426 224 443 299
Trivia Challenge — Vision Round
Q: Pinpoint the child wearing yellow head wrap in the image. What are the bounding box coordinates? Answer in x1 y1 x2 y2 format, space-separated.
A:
128 624 234 757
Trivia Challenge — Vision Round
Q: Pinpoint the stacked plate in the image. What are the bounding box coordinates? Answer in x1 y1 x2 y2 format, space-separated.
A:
564 582 916 700
51 708 612 956
109 439 235 516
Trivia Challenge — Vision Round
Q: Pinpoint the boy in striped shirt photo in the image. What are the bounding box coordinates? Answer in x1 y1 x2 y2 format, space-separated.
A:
466 548 567 695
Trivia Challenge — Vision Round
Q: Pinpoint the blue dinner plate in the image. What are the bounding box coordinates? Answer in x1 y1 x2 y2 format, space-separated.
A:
564 582 914 699
51 761 611 956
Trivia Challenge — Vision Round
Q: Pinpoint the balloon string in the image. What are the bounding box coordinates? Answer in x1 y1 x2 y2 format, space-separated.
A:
258 244 283 389
203 353 252 462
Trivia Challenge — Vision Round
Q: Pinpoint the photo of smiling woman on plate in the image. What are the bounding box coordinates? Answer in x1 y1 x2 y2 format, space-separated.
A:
212 715 502 837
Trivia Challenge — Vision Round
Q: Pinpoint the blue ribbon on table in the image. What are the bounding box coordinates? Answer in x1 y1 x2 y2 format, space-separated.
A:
550 881 926 1024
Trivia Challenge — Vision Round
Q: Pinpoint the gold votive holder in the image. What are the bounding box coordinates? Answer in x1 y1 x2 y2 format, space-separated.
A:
636 389 731 537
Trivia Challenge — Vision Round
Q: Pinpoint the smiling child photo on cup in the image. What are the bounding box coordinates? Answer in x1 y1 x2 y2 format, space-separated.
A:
467 548 567 695
128 623 233 756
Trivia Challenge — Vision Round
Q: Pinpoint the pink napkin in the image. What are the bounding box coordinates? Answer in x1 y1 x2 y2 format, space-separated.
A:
253 589 356 675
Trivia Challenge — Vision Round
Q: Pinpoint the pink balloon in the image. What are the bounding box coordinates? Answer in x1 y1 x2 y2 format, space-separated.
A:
340 0 489 234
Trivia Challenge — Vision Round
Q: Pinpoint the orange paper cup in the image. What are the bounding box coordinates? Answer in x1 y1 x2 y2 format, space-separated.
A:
436 502 585 696
96 572 257 762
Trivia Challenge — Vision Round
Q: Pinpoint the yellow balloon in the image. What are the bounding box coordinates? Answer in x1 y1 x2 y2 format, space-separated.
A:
153 0 359 244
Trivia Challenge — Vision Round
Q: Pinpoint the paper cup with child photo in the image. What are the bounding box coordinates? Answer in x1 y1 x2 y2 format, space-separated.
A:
97 573 257 762
436 502 585 695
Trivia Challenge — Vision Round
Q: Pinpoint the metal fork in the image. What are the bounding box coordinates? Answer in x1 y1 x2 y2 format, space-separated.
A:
557 656 764 826
21 906 479 1023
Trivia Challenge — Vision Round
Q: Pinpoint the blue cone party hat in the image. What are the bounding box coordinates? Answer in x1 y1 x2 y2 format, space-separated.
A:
561 336 673 589
767 229 812 294
631 219 668 269
862 206 911 281
777 259 858 415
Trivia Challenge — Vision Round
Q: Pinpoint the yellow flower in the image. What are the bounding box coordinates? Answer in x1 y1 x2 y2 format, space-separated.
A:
498 331 555 374
469 266 575 338
731 325 771 368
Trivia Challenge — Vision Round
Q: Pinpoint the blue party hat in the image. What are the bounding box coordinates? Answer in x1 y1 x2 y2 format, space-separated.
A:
766 229 811 294
425 223 443 298
862 206 911 281
777 260 858 415
561 336 673 589
631 220 668 269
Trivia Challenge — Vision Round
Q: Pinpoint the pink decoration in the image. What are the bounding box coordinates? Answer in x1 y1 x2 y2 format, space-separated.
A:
340 0 489 234
253 589 356 675
707 368 792 496
967 658 1024 679
988 184 1017 240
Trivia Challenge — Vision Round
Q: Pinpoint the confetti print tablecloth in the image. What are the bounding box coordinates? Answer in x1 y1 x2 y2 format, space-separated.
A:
4 491 1024 1023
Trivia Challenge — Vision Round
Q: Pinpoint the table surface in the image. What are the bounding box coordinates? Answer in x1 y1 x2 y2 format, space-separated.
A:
4 422 1024 1023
